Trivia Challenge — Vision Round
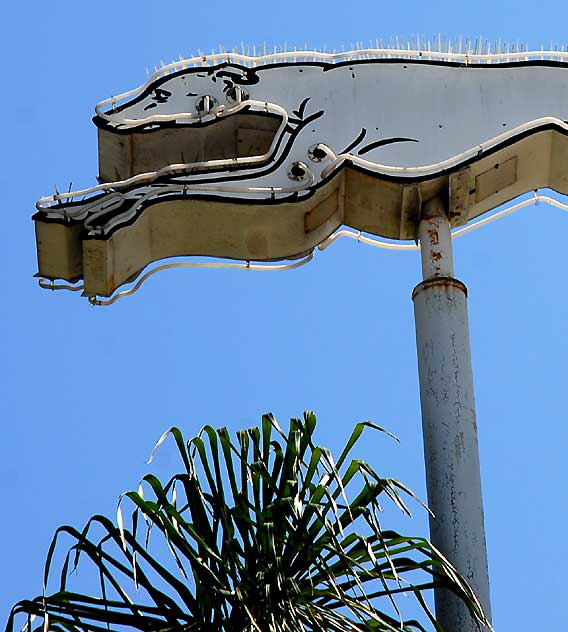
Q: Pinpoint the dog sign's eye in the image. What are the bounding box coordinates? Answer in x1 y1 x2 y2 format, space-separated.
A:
148 88 171 104
144 88 172 110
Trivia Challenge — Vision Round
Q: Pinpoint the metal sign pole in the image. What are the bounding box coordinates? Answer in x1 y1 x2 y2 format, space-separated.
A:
412 198 492 630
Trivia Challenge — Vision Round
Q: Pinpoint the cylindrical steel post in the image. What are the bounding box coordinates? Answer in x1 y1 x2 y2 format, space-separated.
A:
413 199 492 630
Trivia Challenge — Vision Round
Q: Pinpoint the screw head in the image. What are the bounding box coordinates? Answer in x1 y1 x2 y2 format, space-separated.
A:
226 86 249 104
288 161 309 181
308 144 328 162
196 95 218 114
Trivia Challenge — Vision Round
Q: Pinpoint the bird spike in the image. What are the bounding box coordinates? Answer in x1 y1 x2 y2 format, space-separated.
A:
159 38 568 74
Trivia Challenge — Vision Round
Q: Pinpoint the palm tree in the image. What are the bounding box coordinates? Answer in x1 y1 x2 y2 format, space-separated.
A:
7 413 489 632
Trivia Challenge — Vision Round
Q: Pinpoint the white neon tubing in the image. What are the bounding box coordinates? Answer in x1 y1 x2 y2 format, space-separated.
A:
99 84 276 128
96 47 568 127
39 115 566 217
318 230 418 251
46 192 125 221
84 185 182 235
320 117 568 179
36 100 290 212
318 192 568 252
86 253 314 306
38 279 84 292
451 193 568 235
38 192 568 305
84 166 314 236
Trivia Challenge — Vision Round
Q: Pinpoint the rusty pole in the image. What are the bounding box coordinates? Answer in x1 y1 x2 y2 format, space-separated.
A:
412 198 492 631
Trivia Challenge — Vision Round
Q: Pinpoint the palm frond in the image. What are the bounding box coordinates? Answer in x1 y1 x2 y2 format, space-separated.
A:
7 413 490 632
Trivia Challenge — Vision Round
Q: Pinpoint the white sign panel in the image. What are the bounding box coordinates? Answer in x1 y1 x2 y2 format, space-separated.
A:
34 49 568 300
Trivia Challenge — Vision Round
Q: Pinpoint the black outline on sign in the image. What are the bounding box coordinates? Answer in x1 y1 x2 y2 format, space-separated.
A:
35 121 568 243
39 58 568 242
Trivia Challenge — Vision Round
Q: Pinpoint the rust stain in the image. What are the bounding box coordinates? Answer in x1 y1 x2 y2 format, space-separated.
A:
427 227 440 245
431 251 442 262
412 277 468 301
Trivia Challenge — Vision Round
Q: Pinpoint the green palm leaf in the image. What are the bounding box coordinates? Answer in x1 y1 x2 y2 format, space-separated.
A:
7 413 490 632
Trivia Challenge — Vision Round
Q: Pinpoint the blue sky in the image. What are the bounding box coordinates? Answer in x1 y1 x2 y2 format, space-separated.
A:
2 0 568 629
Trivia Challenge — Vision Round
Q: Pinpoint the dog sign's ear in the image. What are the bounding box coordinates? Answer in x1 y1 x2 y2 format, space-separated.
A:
35 45 568 303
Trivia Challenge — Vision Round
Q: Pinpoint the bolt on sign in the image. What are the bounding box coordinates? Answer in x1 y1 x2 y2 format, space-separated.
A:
34 41 568 304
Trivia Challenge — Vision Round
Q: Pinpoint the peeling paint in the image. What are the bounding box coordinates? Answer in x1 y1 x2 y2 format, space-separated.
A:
413 209 491 631
427 226 440 245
